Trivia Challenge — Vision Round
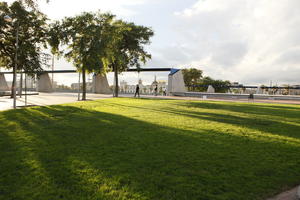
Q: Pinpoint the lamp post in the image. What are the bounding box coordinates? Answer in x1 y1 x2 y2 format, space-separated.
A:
78 72 81 101
4 15 19 109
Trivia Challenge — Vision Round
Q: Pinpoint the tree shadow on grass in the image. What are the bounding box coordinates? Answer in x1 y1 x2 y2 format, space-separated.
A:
176 101 300 120
105 102 300 140
0 105 300 200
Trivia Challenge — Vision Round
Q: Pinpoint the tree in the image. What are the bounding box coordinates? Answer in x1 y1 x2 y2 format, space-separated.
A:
18 0 50 10
181 68 231 93
199 77 231 93
104 20 154 97
0 1 48 97
48 12 114 100
182 68 203 91
48 11 153 99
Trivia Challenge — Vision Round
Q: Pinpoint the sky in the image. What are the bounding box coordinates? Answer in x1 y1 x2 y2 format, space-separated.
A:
3 0 300 86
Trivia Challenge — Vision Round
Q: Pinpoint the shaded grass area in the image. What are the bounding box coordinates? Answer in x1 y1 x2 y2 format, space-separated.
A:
0 98 300 200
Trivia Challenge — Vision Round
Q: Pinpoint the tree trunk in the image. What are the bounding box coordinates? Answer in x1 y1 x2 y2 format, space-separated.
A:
82 67 86 100
114 64 119 97
10 67 16 99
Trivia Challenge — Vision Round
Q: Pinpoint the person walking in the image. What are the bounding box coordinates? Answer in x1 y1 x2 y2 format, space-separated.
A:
163 88 167 96
134 84 140 98
154 85 158 96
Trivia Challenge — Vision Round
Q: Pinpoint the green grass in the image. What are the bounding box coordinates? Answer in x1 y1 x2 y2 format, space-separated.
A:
0 98 300 200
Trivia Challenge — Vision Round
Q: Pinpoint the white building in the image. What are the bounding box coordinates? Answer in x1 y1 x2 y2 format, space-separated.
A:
120 76 167 95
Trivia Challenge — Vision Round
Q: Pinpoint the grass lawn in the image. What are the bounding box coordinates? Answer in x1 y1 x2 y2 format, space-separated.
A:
0 98 300 200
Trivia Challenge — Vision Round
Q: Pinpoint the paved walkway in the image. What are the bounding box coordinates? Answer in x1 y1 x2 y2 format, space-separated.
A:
267 186 299 200
0 93 113 111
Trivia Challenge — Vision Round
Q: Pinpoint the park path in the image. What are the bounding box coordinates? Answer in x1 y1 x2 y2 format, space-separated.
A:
0 93 113 111
267 186 299 200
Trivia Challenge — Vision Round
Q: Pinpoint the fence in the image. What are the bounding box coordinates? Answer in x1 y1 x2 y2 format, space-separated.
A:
187 85 300 96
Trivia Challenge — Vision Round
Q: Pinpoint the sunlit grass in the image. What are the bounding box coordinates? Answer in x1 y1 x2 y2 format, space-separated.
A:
0 98 299 200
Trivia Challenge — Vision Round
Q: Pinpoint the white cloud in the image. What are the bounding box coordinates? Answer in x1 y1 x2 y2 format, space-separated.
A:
5 0 146 19
3 0 300 85
39 0 146 19
168 0 300 85
175 0 235 16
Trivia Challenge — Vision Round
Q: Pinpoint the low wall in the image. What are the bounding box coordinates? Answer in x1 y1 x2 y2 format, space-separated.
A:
172 92 300 101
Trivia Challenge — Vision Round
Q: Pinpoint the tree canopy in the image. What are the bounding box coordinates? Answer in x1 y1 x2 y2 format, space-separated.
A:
18 0 49 10
49 12 114 73
49 11 153 99
48 12 116 100
104 20 154 96
182 68 203 91
0 1 48 76
182 68 231 93
199 76 231 93
1 1 153 100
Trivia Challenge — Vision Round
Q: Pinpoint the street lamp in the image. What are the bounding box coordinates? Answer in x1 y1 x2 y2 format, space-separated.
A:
4 15 19 109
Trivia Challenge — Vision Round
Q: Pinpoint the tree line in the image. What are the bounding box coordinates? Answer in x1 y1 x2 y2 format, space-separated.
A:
0 1 153 100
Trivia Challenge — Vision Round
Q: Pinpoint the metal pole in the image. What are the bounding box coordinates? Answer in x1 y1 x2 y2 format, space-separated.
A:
25 73 27 106
13 21 19 109
52 55 54 85
78 72 81 101
19 70 23 97
93 73 96 93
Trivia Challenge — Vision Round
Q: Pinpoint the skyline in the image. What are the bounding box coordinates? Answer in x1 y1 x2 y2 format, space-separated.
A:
3 0 300 86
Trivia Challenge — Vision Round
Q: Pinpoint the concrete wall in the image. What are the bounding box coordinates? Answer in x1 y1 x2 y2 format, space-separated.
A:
37 73 53 93
168 70 187 95
92 74 112 94
0 74 9 91
172 92 300 101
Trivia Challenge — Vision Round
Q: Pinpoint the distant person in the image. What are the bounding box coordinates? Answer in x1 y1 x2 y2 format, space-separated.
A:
248 93 254 102
163 88 167 96
154 85 158 96
134 84 140 98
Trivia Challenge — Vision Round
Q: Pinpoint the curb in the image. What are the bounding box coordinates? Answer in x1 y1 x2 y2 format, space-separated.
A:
297 185 300 200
